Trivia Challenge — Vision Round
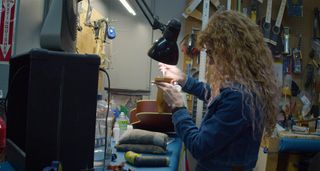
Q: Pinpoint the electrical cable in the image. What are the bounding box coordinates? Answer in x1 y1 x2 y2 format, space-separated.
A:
99 68 111 169
3 65 28 122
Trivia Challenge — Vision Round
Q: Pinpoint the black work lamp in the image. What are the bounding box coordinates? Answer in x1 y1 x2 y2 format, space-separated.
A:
148 19 181 65
135 0 181 65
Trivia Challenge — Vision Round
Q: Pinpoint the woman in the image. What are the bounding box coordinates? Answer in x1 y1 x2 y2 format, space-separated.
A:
155 10 279 171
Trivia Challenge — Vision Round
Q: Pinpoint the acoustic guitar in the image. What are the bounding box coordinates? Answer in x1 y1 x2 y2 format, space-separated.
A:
129 77 175 133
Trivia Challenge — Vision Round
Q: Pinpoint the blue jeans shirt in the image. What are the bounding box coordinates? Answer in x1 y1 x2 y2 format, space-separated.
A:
173 77 262 171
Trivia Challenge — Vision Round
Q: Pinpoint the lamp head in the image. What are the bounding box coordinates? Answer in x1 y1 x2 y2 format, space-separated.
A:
148 19 181 65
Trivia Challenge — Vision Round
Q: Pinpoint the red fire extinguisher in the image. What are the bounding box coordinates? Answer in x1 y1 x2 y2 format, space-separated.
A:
0 116 6 160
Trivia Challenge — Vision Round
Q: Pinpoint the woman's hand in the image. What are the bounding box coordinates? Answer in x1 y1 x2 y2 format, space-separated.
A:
159 63 187 86
155 82 184 109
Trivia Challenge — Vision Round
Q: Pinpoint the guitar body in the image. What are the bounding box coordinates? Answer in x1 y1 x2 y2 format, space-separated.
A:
129 100 174 133
129 77 174 133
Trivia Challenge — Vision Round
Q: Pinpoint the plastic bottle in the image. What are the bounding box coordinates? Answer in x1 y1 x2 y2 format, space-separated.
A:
95 95 108 147
117 112 129 136
104 116 113 167
113 123 120 142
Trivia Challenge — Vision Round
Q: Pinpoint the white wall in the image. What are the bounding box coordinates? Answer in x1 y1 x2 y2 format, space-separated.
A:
0 0 186 98
92 0 186 98
98 0 153 91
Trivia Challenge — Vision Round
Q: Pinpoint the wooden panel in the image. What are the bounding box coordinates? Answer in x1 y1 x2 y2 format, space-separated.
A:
76 1 108 92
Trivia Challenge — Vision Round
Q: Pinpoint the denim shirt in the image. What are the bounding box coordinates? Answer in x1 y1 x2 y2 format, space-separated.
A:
173 77 263 171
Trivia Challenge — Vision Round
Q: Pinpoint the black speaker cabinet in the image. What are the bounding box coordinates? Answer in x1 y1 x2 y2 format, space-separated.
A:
6 49 100 171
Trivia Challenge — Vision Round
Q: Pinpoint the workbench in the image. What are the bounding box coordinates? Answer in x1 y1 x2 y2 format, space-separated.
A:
94 136 182 171
0 136 182 171
255 131 320 171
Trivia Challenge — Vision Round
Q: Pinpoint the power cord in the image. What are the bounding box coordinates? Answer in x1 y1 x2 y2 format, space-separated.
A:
99 68 111 169
3 65 28 122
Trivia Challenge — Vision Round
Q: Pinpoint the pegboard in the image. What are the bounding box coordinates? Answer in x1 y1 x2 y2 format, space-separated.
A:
257 0 320 90
182 0 320 118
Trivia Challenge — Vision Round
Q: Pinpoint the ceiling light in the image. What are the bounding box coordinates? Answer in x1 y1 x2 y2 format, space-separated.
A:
119 0 136 16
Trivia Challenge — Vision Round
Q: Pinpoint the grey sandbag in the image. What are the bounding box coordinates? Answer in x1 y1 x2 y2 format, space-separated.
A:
118 129 168 149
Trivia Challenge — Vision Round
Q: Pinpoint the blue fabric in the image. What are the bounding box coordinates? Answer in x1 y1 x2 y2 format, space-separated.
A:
94 137 182 171
0 162 16 171
279 137 320 152
176 77 263 171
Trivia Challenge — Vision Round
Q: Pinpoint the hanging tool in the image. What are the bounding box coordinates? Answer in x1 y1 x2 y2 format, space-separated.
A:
227 0 231 10
305 64 314 89
270 0 287 45
270 0 287 57
237 0 241 12
85 0 93 26
250 0 261 24
93 21 100 40
283 27 290 55
182 0 224 20
312 8 320 58
107 26 116 40
93 19 116 41
292 34 302 74
187 28 200 58
261 0 273 44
